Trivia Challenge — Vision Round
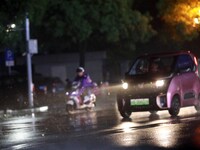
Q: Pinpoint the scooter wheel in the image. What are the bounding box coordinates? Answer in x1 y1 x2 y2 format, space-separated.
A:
86 103 95 112
66 104 74 114
86 107 93 112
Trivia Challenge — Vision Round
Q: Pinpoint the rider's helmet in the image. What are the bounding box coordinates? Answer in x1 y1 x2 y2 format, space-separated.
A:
76 67 85 73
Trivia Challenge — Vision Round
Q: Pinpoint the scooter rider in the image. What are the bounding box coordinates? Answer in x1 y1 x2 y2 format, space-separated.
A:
74 67 94 104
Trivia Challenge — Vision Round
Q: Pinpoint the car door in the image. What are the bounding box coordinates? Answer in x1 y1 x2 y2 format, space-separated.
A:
176 54 196 106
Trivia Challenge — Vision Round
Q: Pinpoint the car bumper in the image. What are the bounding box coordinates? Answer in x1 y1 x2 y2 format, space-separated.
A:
117 92 168 112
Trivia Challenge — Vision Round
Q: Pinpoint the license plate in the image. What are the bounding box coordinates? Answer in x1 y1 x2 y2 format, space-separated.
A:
130 98 149 106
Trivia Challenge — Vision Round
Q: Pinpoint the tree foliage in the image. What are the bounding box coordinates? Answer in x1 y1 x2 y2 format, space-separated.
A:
0 0 26 50
0 0 156 59
157 0 200 41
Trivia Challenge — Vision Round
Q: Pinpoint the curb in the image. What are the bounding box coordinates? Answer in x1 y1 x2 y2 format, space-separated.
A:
0 106 49 115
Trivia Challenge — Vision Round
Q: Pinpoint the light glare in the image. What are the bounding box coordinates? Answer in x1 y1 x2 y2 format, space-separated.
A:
122 82 128 89
194 18 200 24
39 106 48 112
156 80 165 87
10 23 16 29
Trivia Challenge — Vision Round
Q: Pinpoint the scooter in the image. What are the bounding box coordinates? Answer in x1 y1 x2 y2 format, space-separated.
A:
65 81 97 114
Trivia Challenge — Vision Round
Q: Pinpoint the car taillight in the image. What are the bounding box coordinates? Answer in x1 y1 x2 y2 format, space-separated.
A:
194 56 198 66
32 83 35 92
44 86 48 94
194 56 199 76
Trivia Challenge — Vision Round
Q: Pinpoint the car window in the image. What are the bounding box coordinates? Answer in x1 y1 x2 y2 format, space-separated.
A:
176 54 195 72
129 58 149 75
149 56 175 73
128 56 175 75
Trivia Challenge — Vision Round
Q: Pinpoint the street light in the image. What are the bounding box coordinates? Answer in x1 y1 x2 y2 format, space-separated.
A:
6 23 16 32
194 17 200 25
10 23 16 29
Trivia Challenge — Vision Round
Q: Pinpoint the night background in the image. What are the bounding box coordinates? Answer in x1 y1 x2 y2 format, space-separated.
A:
0 0 200 61
1 1 200 150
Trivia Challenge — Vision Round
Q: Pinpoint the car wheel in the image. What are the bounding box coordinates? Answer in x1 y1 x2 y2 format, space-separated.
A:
117 98 131 118
149 111 157 115
194 94 200 112
169 96 180 117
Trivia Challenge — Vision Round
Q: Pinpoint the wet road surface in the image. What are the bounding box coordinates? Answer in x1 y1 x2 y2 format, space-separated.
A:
1 97 200 150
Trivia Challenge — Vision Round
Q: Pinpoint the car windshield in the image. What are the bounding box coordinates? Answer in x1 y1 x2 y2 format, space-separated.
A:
128 56 176 75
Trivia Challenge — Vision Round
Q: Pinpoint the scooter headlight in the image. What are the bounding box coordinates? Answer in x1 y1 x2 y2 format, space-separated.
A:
122 82 129 90
155 80 165 87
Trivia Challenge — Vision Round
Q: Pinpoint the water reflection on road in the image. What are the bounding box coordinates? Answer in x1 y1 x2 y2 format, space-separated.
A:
68 111 97 131
1 106 200 149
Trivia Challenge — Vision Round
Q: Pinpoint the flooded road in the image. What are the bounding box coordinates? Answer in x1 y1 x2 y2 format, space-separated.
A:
1 98 200 150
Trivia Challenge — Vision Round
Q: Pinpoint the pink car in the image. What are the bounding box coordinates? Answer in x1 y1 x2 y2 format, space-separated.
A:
117 51 200 118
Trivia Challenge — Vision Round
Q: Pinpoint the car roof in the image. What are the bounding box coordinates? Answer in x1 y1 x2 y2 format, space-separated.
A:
140 51 195 58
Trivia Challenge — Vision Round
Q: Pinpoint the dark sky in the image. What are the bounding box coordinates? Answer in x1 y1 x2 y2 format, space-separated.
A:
134 0 158 16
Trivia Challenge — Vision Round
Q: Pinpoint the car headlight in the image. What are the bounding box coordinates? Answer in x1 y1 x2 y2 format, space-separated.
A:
155 80 165 87
122 82 128 90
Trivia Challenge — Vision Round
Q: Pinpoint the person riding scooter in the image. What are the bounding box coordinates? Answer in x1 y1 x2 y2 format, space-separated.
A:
74 67 94 104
